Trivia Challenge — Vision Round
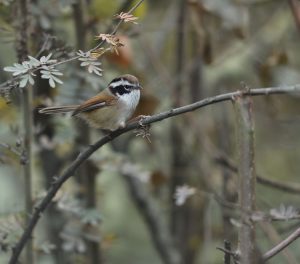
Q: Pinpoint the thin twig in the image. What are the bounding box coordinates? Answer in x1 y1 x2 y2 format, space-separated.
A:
214 154 300 194
259 222 298 264
263 227 300 262
8 85 300 264
288 0 300 34
0 143 22 157
35 34 52 58
93 0 144 50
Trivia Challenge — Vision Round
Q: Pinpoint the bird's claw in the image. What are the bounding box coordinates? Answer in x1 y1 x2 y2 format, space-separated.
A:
136 115 150 127
134 115 151 143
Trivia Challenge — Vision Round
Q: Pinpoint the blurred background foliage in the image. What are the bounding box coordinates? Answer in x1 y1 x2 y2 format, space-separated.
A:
0 0 300 263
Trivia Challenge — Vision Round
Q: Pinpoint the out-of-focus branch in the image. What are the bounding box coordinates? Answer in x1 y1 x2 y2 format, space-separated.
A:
288 0 300 33
213 190 300 222
234 94 257 264
214 154 300 194
0 142 22 158
259 222 298 264
223 240 231 264
216 240 236 264
170 0 187 259
15 0 33 263
121 164 181 264
263 226 300 262
72 1 102 262
9 85 300 264
73 0 86 51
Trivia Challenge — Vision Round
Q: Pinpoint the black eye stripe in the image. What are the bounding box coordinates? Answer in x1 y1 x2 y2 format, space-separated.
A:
109 84 134 96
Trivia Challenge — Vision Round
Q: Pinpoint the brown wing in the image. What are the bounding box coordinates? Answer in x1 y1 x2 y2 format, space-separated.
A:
72 90 117 116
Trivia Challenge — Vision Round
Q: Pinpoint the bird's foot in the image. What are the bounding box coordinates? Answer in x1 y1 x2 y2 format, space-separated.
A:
133 115 151 143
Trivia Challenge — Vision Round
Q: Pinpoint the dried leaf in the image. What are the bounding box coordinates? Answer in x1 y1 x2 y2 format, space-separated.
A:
115 12 138 24
95 34 124 47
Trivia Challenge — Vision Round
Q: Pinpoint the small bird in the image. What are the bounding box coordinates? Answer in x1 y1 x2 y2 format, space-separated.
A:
39 74 142 131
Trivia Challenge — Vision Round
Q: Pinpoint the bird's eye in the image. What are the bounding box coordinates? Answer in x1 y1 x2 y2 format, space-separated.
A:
123 85 129 91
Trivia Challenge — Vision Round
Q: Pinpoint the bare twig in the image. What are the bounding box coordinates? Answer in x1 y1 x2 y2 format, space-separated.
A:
214 154 300 194
288 0 300 33
0 142 22 157
263 226 300 262
234 94 257 264
259 222 298 264
34 34 52 58
8 85 300 264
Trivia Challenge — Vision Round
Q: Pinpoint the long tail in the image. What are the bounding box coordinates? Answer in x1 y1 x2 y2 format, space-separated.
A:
39 105 79 114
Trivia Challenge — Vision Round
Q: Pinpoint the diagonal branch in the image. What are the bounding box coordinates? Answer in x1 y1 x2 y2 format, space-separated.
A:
121 164 181 264
263 226 300 262
8 84 300 263
288 0 300 33
214 154 300 194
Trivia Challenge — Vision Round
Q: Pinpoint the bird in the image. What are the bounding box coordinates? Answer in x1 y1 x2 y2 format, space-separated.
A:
39 74 142 131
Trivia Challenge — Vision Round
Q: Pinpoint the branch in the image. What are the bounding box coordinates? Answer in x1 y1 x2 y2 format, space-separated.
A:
0 142 23 158
121 163 181 264
263 227 300 262
216 241 239 264
288 0 300 34
213 190 300 222
223 240 232 264
259 222 298 264
170 0 187 255
214 154 300 194
8 85 300 263
234 93 257 264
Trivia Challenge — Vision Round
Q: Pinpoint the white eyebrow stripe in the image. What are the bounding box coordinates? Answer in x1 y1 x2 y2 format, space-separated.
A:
110 80 133 87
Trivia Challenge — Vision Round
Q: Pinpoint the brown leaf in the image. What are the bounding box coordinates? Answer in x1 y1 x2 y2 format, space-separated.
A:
115 12 138 24
105 35 133 67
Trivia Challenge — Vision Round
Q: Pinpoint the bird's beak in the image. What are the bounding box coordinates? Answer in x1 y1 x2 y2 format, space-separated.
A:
137 85 143 90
